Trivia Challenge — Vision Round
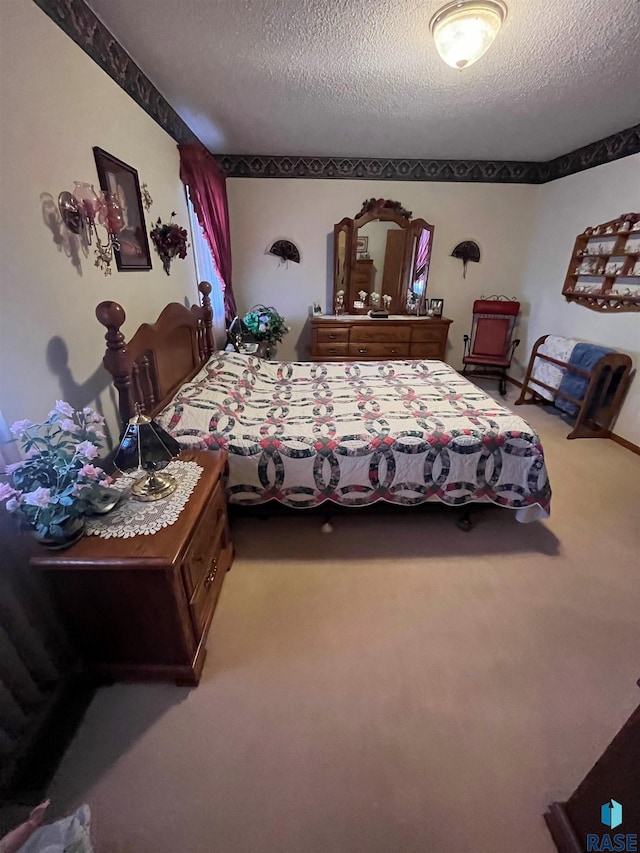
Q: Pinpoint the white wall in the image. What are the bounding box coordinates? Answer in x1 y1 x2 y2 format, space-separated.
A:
520 155 640 445
0 0 199 449
227 179 540 367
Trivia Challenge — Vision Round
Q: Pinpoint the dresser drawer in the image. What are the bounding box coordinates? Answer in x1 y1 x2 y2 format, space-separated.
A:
189 540 230 637
409 342 444 358
351 325 411 344
182 481 228 595
316 327 349 343
411 324 447 343
349 343 410 358
314 341 350 358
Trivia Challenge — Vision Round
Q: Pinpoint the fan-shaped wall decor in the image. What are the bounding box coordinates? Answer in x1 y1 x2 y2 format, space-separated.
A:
451 240 481 278
267 239 301 265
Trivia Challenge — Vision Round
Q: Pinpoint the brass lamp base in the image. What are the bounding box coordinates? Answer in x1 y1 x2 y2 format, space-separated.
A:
131 471 177 502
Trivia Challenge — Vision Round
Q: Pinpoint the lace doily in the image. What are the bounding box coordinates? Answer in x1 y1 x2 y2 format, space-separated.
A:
85 460 203 539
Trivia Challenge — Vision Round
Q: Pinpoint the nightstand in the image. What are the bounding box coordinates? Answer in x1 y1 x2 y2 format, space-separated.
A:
31 451 234 686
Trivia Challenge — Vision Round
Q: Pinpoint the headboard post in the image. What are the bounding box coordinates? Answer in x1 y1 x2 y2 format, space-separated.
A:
198 281 215 356
96 301 135 426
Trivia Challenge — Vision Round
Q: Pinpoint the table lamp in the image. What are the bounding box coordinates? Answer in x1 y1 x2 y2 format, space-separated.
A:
114 406 181 501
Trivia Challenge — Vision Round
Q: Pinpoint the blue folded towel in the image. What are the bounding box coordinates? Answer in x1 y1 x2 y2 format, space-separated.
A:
556 342 614 417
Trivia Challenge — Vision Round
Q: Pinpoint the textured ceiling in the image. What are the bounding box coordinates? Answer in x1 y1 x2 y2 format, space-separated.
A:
85 0 640 161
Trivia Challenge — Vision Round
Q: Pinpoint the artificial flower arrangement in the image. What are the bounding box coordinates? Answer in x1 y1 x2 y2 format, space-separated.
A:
149 212 189 275
242 305 289 345
0 402 110 543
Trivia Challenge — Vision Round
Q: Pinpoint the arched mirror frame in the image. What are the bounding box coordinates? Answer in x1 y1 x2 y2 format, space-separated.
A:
333 200 434 315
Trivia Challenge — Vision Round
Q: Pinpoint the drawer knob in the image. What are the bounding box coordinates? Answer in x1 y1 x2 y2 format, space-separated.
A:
329 348 338 354
328 333 337 339
359 348 367 353
204 558 218 588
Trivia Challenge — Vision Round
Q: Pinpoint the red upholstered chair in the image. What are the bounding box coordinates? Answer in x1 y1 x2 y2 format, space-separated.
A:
462 297 521 396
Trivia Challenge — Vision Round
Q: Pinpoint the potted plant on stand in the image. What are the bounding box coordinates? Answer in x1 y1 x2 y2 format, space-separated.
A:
242 305 289 358
0 402 111 548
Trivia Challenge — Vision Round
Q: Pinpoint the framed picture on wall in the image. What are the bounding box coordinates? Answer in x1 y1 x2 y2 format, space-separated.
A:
429 298 444 317
93 147 152 271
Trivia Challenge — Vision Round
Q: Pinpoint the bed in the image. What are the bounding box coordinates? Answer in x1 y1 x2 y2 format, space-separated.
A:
96 283 551 524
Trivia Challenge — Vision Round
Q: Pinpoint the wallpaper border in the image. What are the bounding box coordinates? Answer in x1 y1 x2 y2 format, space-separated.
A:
31 0 199 145
33 0 640 184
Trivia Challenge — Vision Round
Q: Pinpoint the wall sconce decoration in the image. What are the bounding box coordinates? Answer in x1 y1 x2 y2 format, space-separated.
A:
430 0 507 70
267 239 301 266
451 240 481 278
114 405 181 501
58 181 124 275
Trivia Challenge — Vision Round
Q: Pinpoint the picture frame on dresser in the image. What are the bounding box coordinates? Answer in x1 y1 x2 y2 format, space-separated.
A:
429 298 444 317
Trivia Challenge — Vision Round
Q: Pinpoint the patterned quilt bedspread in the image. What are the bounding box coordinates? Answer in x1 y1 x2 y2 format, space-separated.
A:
156 352 551 521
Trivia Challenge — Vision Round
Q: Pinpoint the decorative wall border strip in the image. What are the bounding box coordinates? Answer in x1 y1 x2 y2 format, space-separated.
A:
31 0 199 146
34 0 640 184
215 155 546 183
542 124 640 181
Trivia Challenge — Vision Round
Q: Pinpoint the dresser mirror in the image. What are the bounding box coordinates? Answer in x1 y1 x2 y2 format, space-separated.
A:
333 199 434 315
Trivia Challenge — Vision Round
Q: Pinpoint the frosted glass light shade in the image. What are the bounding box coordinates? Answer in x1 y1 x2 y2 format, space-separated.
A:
430 0 507 69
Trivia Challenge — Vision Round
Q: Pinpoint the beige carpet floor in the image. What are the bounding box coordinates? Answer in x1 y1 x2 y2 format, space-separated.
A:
43 387 639 852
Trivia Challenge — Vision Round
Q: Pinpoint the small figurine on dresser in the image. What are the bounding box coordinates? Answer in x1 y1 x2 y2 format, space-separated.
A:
370 292 381 309
334 289 345 315
382 294 392 312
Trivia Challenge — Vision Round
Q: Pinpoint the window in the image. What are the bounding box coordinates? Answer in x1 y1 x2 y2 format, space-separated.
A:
186 192 226 347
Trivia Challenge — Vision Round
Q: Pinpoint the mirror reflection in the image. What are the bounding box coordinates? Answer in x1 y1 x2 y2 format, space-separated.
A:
409 228 432 310
333 200 434 316
355 220 404 302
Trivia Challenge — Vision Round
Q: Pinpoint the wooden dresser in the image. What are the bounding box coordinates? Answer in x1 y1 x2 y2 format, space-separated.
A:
32 451 233 686
310 315 452 362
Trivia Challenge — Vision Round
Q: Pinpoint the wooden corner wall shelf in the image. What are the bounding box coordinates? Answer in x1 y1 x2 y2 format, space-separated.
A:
562 213 640 312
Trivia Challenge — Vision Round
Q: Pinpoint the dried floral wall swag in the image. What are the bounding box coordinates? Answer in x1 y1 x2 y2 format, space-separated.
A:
150 212 189 275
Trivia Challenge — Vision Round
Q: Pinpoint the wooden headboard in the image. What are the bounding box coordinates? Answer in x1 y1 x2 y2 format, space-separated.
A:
96 281 216 427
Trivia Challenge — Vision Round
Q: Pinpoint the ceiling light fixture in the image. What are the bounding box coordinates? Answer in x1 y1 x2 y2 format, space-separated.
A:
430 0 507 70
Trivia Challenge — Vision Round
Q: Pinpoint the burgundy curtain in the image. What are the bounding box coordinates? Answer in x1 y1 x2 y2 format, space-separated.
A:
178 144 237 323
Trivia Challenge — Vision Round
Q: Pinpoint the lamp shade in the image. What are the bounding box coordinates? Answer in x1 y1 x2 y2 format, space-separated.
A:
430 0 507 69
114 410 181 501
